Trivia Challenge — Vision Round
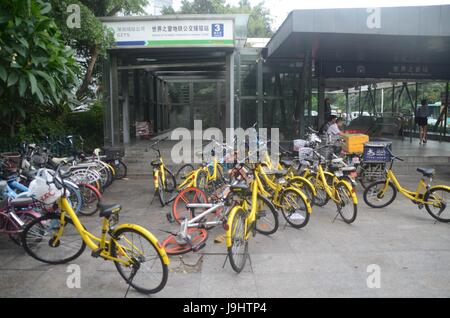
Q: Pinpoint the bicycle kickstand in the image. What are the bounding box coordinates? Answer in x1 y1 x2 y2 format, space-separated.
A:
332 210 340 223
150 191 158 206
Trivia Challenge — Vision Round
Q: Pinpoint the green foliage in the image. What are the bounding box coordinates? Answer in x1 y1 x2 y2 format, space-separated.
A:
65 100 104 151
48 0 148 99
0 0 79 136
0 99 104 153
162 0 273 37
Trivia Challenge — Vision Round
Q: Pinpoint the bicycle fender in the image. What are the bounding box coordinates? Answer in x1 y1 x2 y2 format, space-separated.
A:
338 180 358 204
113 224 170 265
288 176 317 197
285 186 313 214
429 185 450 193
225 206 244 248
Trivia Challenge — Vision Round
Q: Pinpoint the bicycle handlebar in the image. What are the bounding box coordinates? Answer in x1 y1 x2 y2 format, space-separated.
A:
386 147 404 162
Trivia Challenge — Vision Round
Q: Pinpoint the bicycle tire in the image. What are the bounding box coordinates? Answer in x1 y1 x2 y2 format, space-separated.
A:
175 164 195 184
254 194 279 235
286 176 316 206
157 174 166 207
172 187 208 224
21 213 86 265
335 181 358 224
279 188 310 229
8 212 39 246
111 227 169 294
363 180 397 208
161 228 208 256
78 183 101 216
307 173 331 207
112 160 127 179
227 207 249 273
424 186 450 223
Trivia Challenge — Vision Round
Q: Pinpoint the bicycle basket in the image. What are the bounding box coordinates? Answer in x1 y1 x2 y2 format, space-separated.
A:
363 142 392 163
298 147 313 161
293 139 307 151
0 152 21 171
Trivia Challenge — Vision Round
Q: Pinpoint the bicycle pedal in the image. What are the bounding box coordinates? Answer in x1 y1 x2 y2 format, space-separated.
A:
166 212 175 223
192 242 206 253
91 248 103 258
256 211 267 219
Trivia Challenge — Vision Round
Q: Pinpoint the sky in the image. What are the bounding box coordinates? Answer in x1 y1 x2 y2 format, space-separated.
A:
165 0 450 30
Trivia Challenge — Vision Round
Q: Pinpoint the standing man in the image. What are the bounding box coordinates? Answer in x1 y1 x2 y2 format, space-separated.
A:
416 99 429 145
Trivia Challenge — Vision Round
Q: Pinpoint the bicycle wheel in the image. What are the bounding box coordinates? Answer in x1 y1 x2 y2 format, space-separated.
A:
21 213 86 264
227 207 248 273
195 170 208 193
252 194 279 235
279 188 310 229
78 184 101 216
363 180 397 208
358 163 385 189
424 186 450 223
8 212 39 246
286 176 316 206
162 228 208 255
307 173 332 207
157 174 166 207
176 164 195 184
111 227 168 294
172 187 209 224
163 168 177 192
113 160 127 179
65 183 83 215
335 181 358 224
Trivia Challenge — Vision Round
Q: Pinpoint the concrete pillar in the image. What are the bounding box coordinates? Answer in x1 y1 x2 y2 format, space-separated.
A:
257 58 263 127
110 54 120 146
317 77 325 130
122 71 130 144
225 52 235 131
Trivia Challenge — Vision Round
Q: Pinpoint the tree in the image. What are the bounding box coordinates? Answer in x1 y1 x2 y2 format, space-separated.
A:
0 0 79 136
162 0 273 37
49 0 149 99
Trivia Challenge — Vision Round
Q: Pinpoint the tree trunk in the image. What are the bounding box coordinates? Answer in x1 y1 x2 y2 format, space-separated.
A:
76 46 100 99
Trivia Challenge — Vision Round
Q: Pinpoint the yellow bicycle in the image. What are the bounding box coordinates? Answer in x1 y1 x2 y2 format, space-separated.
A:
21 166 170 294
301 151 358 224
254 162 313 228
226 177 279 273
363 151 450 223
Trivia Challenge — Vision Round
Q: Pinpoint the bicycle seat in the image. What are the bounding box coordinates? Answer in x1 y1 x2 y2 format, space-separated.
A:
52 157 74 165
281 160 293 167
98 202 121 218
230 184 251 194
264 169 288 178
151 160 161 167
10 197 34 207
341 166 357 173
417 168 435 177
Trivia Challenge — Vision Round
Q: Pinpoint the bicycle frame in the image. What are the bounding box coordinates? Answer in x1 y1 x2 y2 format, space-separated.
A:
183 202 226 229
56 196 169 265
380 169 430 204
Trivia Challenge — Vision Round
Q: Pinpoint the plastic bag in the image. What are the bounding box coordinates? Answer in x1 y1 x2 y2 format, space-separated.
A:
28 169 64 204
293 139 307 151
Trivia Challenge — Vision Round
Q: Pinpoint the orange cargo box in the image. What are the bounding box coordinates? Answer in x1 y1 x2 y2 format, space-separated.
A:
342 134 369 154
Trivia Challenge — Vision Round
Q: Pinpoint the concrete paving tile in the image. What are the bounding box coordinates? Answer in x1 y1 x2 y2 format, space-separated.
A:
199 272 257 298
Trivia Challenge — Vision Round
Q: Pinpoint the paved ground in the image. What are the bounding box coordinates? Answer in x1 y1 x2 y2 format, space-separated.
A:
1 174 450 298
